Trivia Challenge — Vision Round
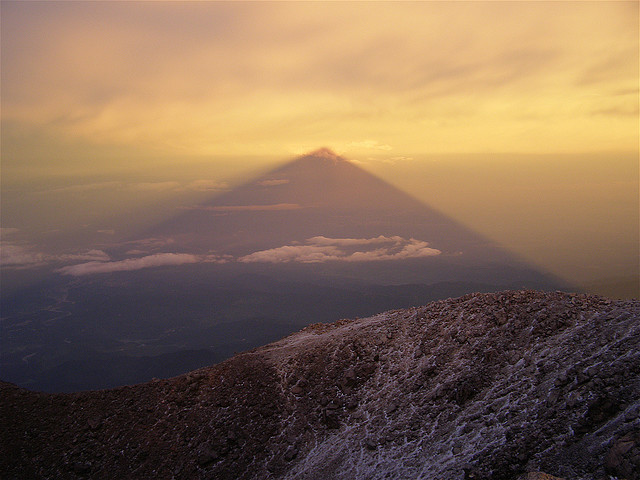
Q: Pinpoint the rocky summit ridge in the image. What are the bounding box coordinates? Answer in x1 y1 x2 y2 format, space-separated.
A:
2 290 639 480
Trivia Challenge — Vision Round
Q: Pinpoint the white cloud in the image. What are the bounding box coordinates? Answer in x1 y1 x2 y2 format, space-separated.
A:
57 252 231 276
239 245 342 264
1 244 110 269
58 249 111 262
238 236 441 264
0 243 47 268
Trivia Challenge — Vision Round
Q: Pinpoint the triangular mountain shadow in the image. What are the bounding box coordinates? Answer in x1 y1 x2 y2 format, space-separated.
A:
146 148 566 289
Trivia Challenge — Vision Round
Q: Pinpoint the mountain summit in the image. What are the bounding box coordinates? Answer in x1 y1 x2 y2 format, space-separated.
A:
305 147 344 162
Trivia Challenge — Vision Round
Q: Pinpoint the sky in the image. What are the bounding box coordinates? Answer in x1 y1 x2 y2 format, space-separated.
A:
1 1 639 294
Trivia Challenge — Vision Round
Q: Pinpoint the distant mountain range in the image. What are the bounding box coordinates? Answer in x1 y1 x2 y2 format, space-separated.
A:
3 290 638 479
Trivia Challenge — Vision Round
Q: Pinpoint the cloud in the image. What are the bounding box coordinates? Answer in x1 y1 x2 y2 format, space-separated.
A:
238 236 441 264
0 243 47 268
34 180 226 196
239 245 341 264
58 249 111 262
1 244 110 269
0 240 231 275
183 203 303 212
129 181 181 192
348 140 393 151
186 179 229 191
57 252 229 276
36 182 122 195
2 2 637 161
258 179 290 187
97 229 115 235
308 235 404 247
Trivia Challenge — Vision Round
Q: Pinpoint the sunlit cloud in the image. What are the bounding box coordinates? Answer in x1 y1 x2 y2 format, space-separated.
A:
348 140 392 151
0 243 48 268
33 179 228 196
58 249 111 262
0 244 109 269
238 236 441 264
36 182 122 195
57 252 229 276
186 179 229 191
2 1 636 160
390 156 414 162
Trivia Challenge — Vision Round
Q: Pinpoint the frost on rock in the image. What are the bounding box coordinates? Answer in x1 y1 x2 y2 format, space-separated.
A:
1 290 639 480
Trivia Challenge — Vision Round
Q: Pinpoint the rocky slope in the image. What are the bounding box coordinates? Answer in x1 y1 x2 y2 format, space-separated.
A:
2 290 639 479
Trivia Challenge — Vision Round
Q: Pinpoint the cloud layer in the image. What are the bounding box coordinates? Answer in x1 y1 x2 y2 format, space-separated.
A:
57 253 228 276
1 245 111 269
4 234 440 275
36 180 228 195
239 236 441 264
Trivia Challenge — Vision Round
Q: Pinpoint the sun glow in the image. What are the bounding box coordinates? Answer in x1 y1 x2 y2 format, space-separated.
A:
2 1 637 164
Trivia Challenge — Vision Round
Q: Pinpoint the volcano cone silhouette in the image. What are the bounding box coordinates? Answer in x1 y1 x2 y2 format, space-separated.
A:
148 148 560 287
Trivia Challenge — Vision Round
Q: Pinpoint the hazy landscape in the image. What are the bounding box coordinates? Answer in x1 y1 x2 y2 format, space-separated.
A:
1 2 638 479
2 149 569 391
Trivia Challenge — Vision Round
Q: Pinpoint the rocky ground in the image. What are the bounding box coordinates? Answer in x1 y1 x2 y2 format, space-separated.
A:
1 290 639 479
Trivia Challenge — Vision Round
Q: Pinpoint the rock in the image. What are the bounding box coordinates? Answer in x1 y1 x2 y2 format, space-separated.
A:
345 398 358 410
364 438 377 450
516 472 565 480
87 416 102 430
70 462 91 475
284 446 298 461
197 448 219 467
1 290 638 480
605 432 640 480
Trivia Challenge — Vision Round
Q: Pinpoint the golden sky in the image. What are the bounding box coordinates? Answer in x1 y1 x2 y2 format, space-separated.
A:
2 1 638 165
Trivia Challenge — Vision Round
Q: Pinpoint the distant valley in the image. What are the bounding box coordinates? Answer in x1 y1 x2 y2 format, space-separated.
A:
2 150 567 392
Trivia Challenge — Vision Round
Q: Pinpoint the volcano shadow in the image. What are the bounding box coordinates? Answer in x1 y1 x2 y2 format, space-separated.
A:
146 148 568 289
